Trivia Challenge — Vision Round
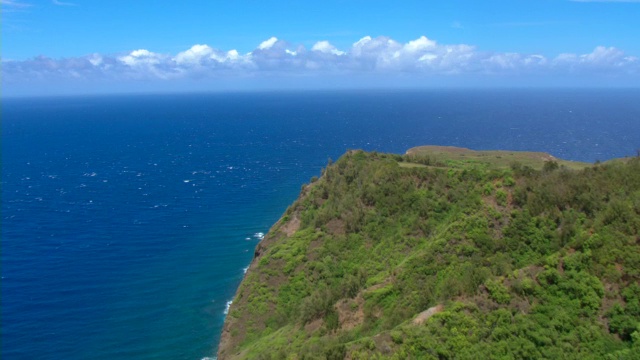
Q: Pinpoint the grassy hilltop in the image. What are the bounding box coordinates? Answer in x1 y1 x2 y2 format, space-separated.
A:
218 146 640 359
403 145 591 171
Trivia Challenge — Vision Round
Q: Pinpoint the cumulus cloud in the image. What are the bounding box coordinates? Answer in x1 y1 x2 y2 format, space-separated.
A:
118 49 163 66
173 44 214 65
2 35 639 89
258 37 279 50
553 46 638 73
311 41 345 56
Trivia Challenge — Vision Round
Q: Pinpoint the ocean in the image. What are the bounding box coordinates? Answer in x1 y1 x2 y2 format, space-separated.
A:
2 89 639 359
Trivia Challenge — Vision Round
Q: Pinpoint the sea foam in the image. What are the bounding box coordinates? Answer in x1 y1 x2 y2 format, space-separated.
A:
223 300 233 315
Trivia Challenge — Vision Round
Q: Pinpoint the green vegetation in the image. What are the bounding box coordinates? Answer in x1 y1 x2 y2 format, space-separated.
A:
404 145 592 171
218 147 640 360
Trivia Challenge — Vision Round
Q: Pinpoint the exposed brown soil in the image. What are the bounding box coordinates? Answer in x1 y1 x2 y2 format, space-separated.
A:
326 218 345 236
406 145 471 155
412 304 444 325
335 294 365 331
372 333 394 354
280 215 300 236
304 317 324 334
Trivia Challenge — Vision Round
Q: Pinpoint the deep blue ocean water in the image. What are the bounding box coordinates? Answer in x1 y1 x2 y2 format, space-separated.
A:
2 90 640 359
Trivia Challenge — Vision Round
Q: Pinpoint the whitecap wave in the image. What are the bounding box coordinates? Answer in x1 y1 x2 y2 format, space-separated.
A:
253 232 264 240
223 300 233 315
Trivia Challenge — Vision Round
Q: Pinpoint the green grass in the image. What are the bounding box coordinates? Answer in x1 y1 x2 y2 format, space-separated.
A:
405 145 592 170
398 162 428 168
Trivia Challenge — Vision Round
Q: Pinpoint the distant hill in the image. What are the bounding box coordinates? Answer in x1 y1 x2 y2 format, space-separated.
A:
218 147 640 359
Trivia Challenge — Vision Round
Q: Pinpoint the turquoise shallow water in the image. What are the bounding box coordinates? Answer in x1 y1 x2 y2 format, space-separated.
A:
2 90 639 359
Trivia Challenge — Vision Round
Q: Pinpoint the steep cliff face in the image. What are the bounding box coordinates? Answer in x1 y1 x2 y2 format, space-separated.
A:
217 188 306 358
218 148 640 359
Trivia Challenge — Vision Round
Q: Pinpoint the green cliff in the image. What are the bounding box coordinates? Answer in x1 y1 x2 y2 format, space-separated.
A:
218 146 640 359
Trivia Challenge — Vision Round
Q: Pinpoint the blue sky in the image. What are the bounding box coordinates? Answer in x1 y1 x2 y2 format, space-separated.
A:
2 0 640 96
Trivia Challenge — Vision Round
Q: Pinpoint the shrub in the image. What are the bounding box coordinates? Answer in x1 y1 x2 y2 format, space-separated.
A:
486 279 512 304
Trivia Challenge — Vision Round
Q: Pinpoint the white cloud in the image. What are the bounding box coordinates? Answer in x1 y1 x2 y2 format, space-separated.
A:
404 36 437 53
351 36 401 58
3 35 639 88
419 54 438 62
353 36 372 47
174 44 215 65
227 49 240 60
258 37 278 50
311 41 345 56
553 46 638 75
88 53 103 66
580 46 625 64
118 49 163 66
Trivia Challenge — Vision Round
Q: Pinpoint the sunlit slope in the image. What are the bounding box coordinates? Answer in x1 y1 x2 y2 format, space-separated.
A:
218 148 640 359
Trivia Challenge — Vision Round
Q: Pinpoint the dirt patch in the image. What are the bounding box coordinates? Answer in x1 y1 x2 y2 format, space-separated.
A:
306 237 324 262
413 304 444 325
472 292 501 312
615 263 624 272
326 218 345 236
304 317 324 334
512 297 532 314
406 145 472 156
483 195 499 209
336 295 365 331
280 215 300 237
372 333 394 354
506 190 514 207
217 321 235 359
